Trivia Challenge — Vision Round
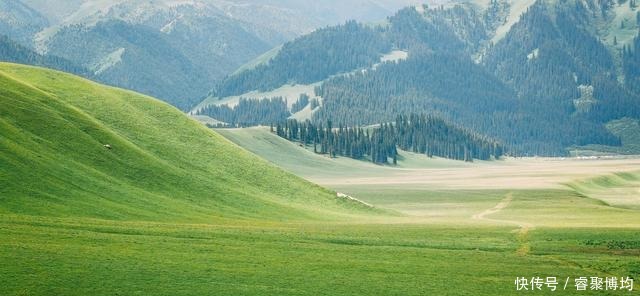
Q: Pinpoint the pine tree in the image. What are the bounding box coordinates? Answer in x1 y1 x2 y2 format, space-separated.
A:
272 115 504 163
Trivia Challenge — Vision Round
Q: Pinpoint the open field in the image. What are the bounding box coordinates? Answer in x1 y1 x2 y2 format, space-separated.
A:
214 127 640 294
7 214 640 296
3 211 640 296
1 65 639 295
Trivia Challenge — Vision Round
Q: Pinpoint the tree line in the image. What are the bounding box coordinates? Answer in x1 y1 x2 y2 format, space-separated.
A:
273 114 504 164
196 97 290 127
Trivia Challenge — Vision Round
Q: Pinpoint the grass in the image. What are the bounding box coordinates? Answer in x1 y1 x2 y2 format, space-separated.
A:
216 127 396 179
2 213 639 296
0 62 374 222
568 171 640 210
2 63 640 295
604 2 639 49
214 127 640 294
231 45 282 76
2 201 639 295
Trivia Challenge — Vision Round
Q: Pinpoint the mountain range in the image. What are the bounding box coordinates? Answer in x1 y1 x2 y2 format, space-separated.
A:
197 0 640 155
2 0 639 155
0 0 421 109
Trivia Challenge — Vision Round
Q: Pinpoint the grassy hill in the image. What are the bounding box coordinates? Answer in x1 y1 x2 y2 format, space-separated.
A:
0 62 373 222
568 170 640 210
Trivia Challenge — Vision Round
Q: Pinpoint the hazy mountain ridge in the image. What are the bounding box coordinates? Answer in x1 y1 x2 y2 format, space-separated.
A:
1 0 420 109
34 1 273 109
0 1 48 47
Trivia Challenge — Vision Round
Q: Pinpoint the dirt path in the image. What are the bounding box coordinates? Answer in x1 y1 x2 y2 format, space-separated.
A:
472 192 534 256
472 193 514 220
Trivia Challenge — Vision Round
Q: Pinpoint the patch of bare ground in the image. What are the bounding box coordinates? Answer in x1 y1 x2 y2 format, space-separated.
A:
472 192 534 256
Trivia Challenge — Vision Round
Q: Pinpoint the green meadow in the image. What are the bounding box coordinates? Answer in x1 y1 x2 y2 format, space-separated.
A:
1 63 639 295
3 190 639 295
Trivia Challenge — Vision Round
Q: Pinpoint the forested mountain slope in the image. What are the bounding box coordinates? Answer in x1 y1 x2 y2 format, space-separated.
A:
0 35 91 78
203 0 640 156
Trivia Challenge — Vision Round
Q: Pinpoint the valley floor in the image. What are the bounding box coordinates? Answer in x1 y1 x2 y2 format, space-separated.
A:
214 127 640 295
3 126 640 295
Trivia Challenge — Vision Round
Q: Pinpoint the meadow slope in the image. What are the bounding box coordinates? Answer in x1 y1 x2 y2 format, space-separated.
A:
0 62 373 222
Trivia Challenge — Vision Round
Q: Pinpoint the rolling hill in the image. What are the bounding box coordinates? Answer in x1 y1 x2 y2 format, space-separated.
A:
215 126 476 179
0 62 374 222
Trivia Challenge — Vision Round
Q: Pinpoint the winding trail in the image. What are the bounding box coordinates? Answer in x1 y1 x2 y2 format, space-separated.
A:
472 192 534 256
472 193 514 220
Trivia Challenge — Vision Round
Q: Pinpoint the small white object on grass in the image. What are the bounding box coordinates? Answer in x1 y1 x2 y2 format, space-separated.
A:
337 192 373 207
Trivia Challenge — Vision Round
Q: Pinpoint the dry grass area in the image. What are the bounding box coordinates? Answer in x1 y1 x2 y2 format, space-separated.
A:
312 157 640 190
